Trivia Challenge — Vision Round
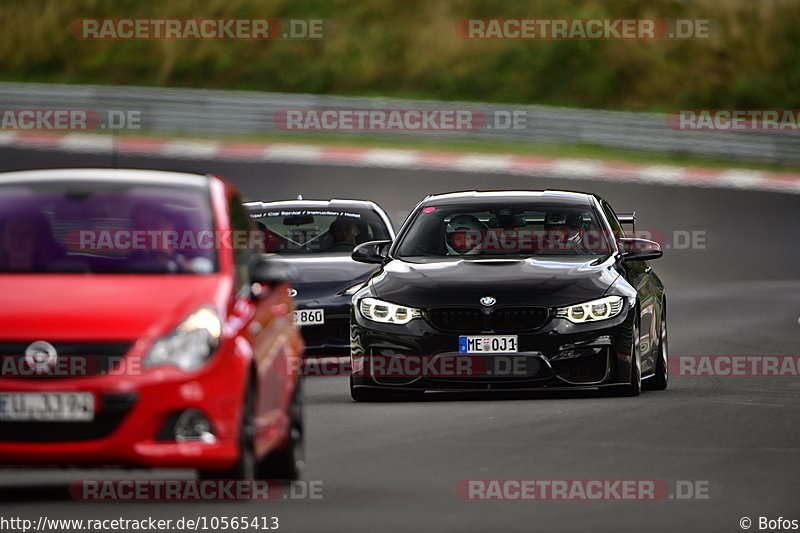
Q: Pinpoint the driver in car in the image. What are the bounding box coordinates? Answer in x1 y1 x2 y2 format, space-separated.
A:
542 211 585 251
445 214 487 255
129 203 189 273
328 216 362 252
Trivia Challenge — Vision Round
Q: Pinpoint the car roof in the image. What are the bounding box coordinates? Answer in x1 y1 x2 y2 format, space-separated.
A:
244 198 381 211
0 168 210 188
419 190 597 207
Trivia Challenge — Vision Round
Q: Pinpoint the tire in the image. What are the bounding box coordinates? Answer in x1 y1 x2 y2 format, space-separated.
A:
644 304 668 391
199 381 256 480
258 380 305 481
618 320 642 397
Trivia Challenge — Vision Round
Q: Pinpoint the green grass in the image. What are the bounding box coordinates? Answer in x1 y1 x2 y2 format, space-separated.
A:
1 0 799 111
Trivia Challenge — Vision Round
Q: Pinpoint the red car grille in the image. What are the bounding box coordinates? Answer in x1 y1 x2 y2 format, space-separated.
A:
0 342 132 379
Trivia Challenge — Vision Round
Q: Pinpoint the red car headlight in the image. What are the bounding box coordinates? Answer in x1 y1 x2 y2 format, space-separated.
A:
144 307 222 371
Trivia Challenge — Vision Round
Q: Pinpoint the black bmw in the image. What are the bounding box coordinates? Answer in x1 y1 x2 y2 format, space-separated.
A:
349 190 667 400
246 198 395 356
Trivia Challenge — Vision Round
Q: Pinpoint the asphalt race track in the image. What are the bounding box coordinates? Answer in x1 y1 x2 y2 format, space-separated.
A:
1 146 798 532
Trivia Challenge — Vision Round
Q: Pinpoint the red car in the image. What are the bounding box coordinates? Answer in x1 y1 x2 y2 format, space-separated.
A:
0 169 304 480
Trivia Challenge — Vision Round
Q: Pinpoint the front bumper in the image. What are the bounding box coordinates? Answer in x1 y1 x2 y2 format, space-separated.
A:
295 299 351 356
0 345 247 470
350 300 636 391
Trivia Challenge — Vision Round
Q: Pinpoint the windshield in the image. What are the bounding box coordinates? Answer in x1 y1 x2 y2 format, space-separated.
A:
396 202 611 259
0 181 218 274
251 207 391 255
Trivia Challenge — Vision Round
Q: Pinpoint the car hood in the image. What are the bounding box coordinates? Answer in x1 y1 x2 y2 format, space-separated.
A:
281 254 379 300
371 256 620 308
0 274 231 342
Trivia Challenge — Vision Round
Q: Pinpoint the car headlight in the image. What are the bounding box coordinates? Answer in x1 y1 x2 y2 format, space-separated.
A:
556 296 624 323
144 307 222 370
359 297 421 325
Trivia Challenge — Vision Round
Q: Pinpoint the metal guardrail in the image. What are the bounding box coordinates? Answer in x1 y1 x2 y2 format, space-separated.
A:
0 82 798 164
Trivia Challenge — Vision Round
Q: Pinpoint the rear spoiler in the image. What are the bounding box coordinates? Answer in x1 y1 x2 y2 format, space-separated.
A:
618 212 635 233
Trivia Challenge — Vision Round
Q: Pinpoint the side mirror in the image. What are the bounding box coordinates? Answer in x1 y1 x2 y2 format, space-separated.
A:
619 238 663 261
352 240 392 264
249 254 296 285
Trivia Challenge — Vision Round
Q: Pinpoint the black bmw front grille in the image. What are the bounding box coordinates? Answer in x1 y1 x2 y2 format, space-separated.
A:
425 307 550 333
426 308 484 332
299 318 350 354
491 307 550 332
0 342 132 379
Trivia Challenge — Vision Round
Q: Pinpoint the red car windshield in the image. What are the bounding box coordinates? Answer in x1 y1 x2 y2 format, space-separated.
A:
0 181 218 274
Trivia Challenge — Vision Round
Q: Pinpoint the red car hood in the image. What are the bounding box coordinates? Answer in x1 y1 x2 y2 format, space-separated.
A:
0 274 231 342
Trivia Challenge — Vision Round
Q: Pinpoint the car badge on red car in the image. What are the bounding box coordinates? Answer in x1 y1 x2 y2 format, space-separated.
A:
24 340 58 373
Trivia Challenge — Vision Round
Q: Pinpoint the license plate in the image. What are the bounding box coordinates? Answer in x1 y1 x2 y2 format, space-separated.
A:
459 335 518 354
0 392 95 422
293 308 325 326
